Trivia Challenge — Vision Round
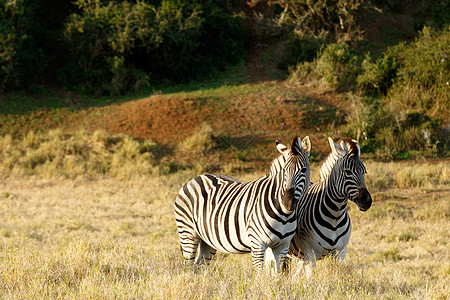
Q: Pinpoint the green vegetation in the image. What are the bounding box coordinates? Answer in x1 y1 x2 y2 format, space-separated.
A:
2 0 448 157
61 0 246 94
0 0 246 94
1 2 449 297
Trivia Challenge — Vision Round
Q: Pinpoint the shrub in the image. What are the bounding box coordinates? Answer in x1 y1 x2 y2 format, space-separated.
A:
357 50 400 95
386 27 450 120
178 123 216 155
342 27 449 156
342 92 443 157
291 43 361 90
266 34 325 72
61 0 246 95
264 0 365 42
0 129 160 179
316 43 360 91
0 0 46 92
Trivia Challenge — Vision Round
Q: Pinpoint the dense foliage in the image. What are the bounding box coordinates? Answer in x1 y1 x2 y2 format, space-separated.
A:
1 0 448 95
61 0 246 94
356 27 449 157
0 0 246 94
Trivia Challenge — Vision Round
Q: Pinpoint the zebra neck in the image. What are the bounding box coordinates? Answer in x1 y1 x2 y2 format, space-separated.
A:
266 171 294 215
322 178 348 216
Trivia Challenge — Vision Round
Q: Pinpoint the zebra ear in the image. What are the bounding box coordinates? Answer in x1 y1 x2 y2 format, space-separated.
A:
328 137 345 157
353 140 361 157
340 138 360 157
301 136 311 156
276 140 289 155
339 140 349 152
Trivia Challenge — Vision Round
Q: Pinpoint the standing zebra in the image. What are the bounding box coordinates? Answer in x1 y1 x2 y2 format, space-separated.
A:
266 137 372 270
174 135 311 272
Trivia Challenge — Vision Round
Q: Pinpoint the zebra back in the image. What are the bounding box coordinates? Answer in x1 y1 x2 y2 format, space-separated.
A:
174 135 312 271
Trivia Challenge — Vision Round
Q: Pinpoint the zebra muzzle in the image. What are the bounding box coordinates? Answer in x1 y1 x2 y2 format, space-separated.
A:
282 188 296 211
356 187 372 212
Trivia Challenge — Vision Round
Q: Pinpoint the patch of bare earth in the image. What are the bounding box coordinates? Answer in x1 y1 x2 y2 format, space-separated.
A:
88 82 346 158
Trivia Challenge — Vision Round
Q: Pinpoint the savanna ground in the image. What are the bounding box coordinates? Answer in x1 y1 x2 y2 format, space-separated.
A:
0 155 448 298
0 58 449 300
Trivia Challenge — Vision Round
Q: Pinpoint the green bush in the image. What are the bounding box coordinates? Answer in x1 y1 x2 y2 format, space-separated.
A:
267 34 325 72
60 0 246 95
343 92 444 157
290 43 360 90
316 43 360 91
386 26 450 119
357 50 400 95
0 0 46 92
366 111 440 157
342 27 449 157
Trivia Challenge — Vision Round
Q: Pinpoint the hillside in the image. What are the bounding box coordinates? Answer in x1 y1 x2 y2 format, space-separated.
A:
0 78 351 173
1 0 449 172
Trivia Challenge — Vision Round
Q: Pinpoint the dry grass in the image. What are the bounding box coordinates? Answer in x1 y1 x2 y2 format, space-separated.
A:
0 159 449 299
0 129 160 179
364 161 449 191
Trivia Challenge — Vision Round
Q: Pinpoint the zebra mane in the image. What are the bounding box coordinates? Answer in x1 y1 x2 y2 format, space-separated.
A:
319 137 360 181
319 150 341 181
267 155 286 177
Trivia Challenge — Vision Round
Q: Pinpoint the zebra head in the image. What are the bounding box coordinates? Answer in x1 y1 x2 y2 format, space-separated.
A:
329 137 372 212
275 136 311 211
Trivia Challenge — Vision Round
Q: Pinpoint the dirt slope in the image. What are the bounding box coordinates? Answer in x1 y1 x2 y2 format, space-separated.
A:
88 81 346 157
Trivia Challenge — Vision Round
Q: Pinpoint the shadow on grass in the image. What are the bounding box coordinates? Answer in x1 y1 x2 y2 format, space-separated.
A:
0 62 264 115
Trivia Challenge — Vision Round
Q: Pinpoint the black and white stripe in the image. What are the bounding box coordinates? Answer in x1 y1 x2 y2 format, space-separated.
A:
288 137 372 267
174 136 311 271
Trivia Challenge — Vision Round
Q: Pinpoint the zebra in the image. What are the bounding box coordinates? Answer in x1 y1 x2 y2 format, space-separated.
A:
266 137 372 271
174 135 311 272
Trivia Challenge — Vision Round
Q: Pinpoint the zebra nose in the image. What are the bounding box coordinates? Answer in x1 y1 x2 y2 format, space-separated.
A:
357 187 372 211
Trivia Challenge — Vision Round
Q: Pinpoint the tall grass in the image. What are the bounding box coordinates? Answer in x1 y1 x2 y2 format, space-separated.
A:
1 129 448 188
0 129 159 179
0 129 448 298
364 161 449 190
0 168 448 299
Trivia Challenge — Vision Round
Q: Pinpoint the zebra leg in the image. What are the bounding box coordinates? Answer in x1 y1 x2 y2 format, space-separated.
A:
303 246 318 268
264 247 276 271
251 243 267 271
195 240 217 265
300 248 318 278
281 254 292 273
270 244 290 273
335 246 348 262
176 226 200 263
181 237 200 262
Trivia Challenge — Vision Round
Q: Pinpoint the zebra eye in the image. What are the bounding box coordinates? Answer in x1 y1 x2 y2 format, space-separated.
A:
344 169 353 177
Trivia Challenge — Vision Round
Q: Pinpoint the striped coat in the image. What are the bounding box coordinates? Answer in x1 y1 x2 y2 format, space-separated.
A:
174 136 311 271
290 137 372 266
265 137 372 270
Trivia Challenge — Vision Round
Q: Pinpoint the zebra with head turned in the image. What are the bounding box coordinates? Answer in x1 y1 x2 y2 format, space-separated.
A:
174 135 311 272
266 137 372 270
291 137 372 267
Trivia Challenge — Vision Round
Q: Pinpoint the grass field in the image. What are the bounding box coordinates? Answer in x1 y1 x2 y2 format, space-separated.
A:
0 161 448 299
